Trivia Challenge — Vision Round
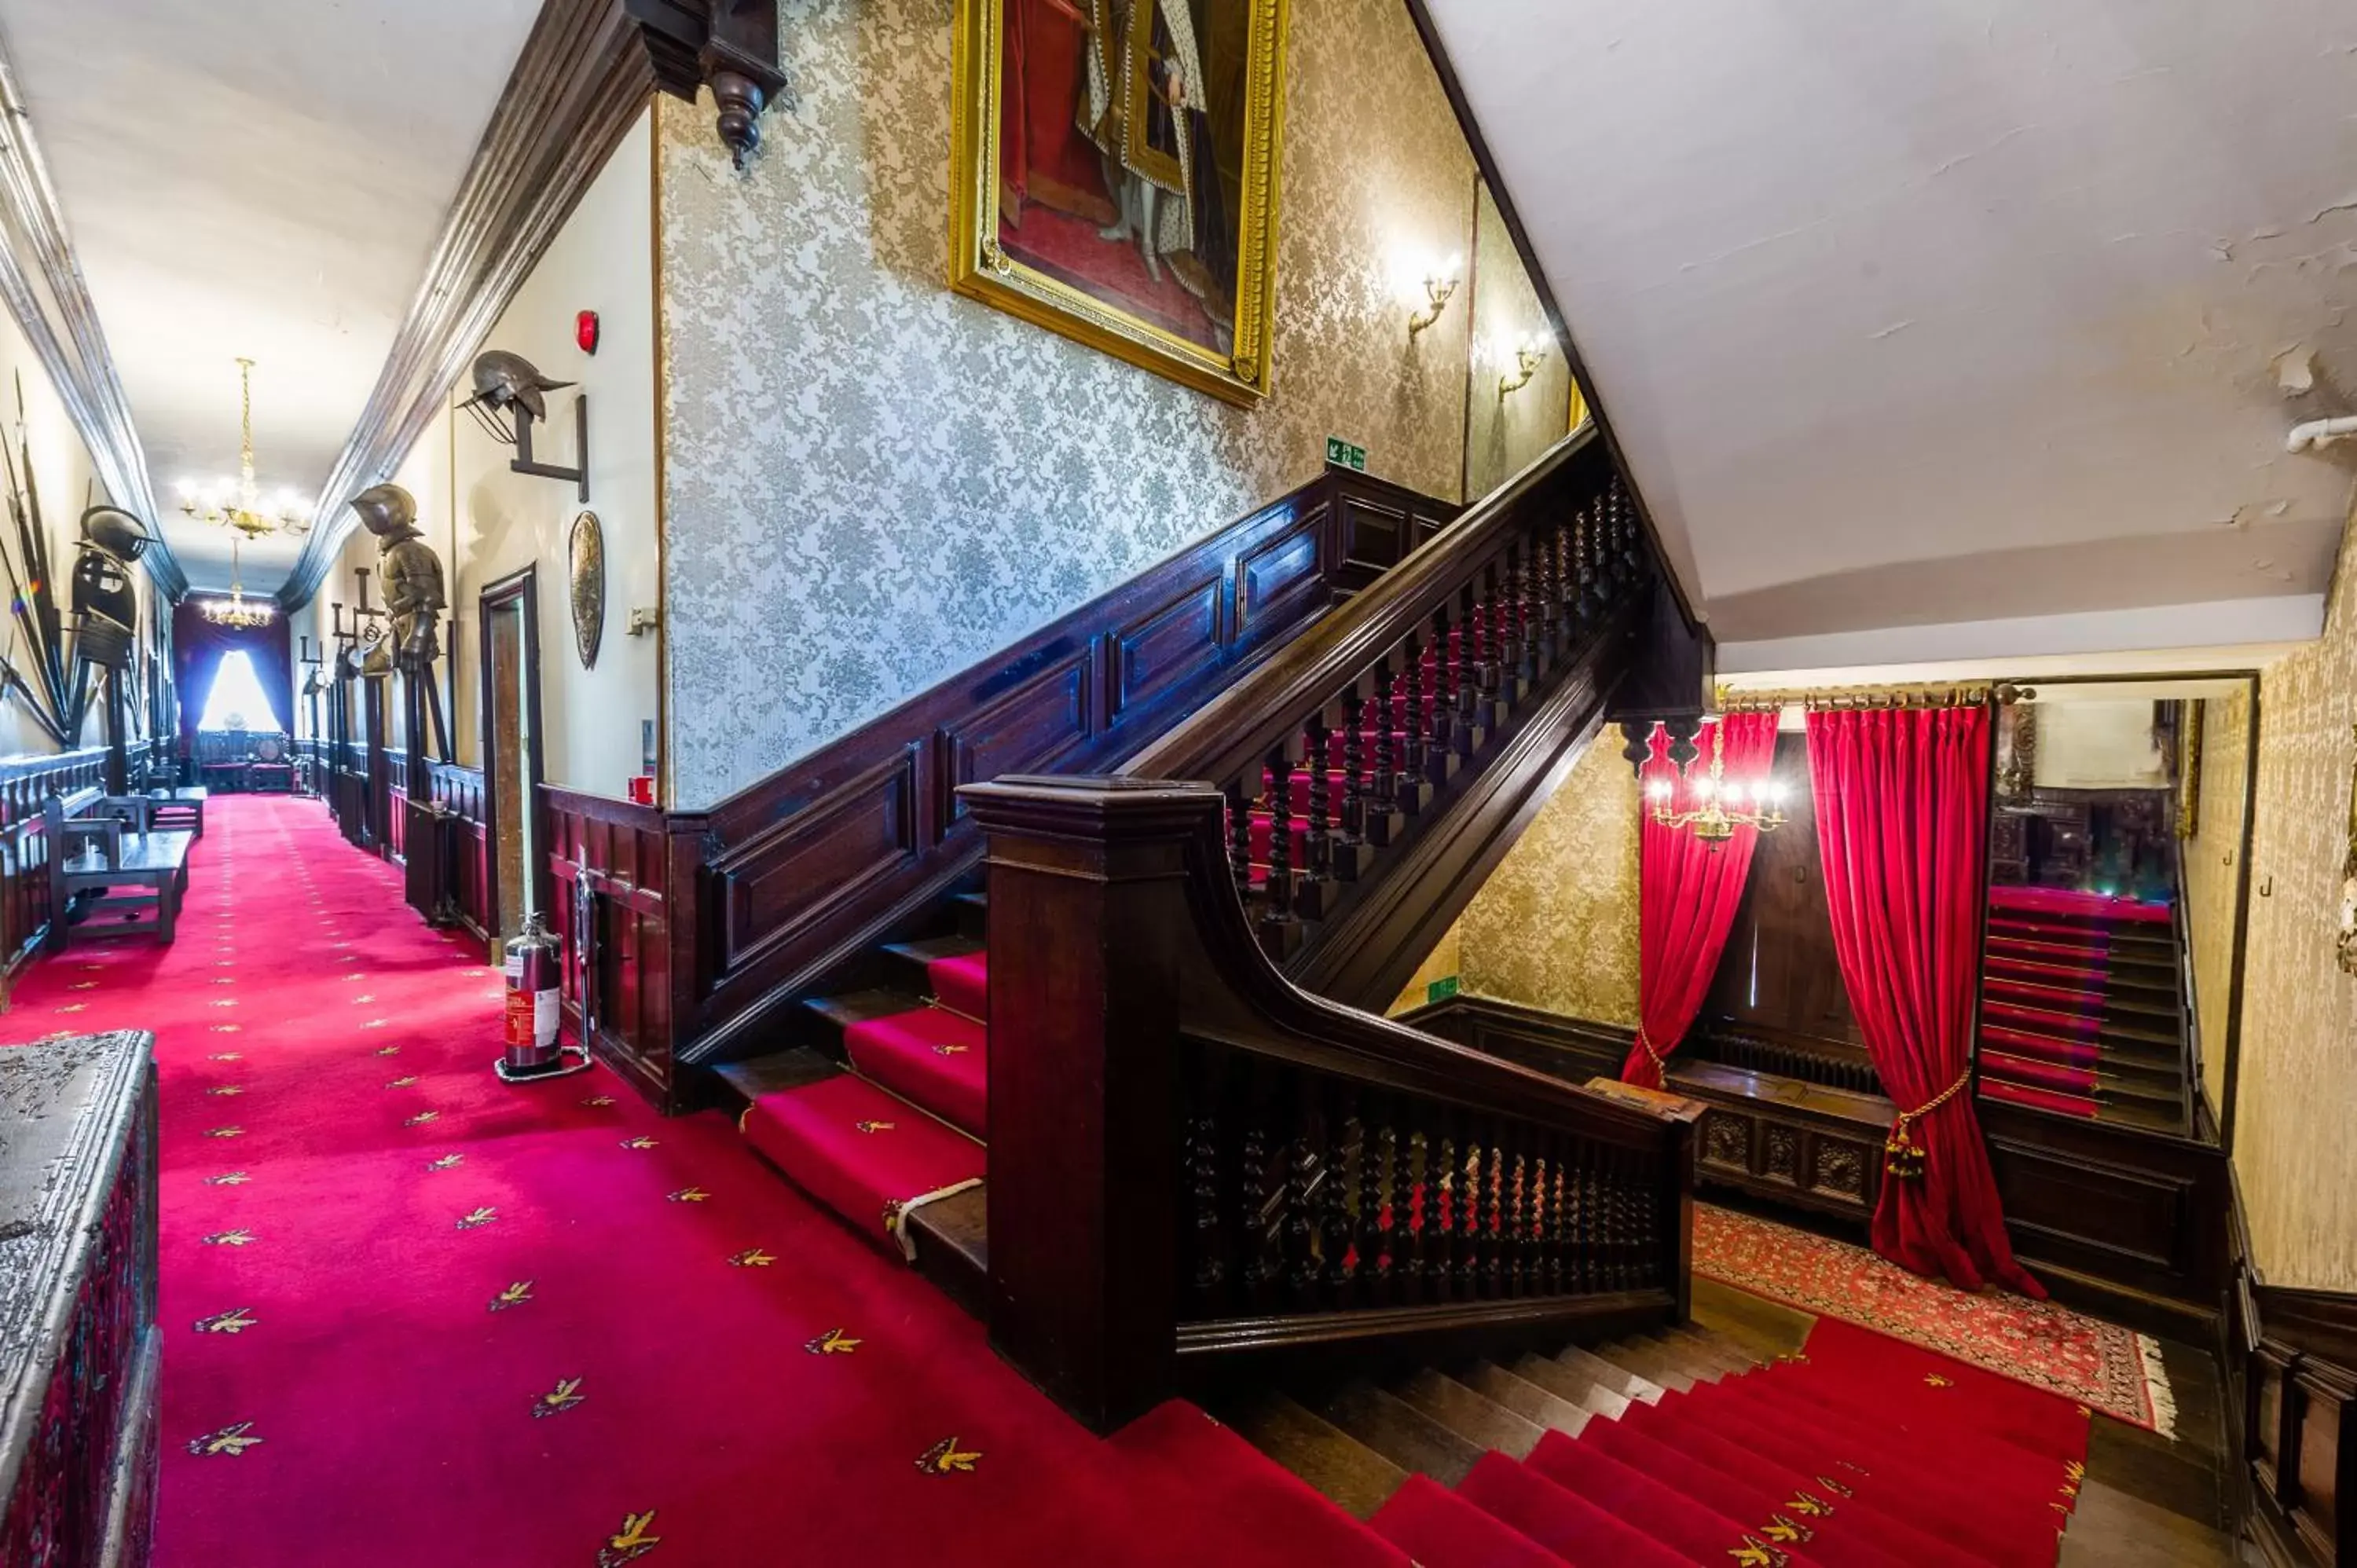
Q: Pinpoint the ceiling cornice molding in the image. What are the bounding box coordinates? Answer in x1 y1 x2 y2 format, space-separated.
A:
0 25 185 600
284 0 788 612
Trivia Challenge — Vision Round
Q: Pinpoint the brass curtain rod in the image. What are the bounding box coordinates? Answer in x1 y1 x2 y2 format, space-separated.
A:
1714 681 2035 713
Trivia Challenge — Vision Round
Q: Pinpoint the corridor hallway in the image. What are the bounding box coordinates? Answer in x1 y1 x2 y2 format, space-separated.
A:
0 796 1403 1568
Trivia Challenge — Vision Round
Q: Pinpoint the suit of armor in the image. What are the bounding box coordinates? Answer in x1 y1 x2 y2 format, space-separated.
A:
71 507 148 672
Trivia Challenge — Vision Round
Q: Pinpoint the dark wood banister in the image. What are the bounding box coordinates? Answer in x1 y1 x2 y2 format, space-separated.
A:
1127 427 1600 787
961 764 1695 1431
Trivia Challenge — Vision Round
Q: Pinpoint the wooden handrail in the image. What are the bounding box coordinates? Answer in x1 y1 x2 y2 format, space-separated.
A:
960 772 1695 1431
1127 427 1602 787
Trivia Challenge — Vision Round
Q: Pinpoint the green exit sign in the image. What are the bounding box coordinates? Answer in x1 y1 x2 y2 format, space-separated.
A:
1426 974 1460 1004
1325 435 1367 471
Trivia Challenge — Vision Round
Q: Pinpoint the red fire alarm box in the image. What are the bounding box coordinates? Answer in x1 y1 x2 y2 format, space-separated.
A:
577 310 600 355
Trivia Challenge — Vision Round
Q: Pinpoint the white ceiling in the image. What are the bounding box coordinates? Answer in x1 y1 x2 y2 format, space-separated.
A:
0 0 538 592
1425 0 2357 664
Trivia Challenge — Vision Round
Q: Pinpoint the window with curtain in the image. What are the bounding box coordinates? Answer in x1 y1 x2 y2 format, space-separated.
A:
197 650 280 732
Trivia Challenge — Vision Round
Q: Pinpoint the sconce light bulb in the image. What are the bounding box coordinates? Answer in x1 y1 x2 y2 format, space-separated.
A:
1646 779 1672 802
174 475 197 499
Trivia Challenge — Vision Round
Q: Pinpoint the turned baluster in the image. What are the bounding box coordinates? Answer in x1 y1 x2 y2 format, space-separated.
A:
1321 1088 1358 1305
1605 1152 1631 1291
1260 744 1294 929
1572 505 1600 623
1401 632 1431 785
1300 716 1332 900
1369 662 1402 821
1546 1152 1569 1295
1348 1094 1383 1308
1569 1151 1595 1294
1225 776 1254 903
1552 518 1577 638
1479 1139 1505 1298
1285 1079 1320 1310
1501 547 1530 685
1186 1090 1226 1315
1506 1142 1528 1297
1369 1116 1398 1306
1237 1072 1277 1313
1428 1127 1457 1300
1340 689 1367 844
1399 1127 1428 1305
1617 483 1644 578
1460 1138 1489 1299
1426 605 1457 759
1450 583 1479 735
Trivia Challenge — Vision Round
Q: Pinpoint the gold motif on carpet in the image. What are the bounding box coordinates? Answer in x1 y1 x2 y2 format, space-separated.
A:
456 1207 499 1230
489 1281 534 1313
598 1510 662 1566
805 1328 861 1355
187 1422 263 1457
915 1438 982 1475
533 1377 586 1418
194 1308 258 1335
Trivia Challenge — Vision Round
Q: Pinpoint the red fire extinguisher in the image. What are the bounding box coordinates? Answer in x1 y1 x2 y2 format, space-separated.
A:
495 912 591 1083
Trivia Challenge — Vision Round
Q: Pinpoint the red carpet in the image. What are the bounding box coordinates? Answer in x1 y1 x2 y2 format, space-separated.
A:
1694 1203 2172 1431
1368 1315 2090 1567
0 796 1405 1568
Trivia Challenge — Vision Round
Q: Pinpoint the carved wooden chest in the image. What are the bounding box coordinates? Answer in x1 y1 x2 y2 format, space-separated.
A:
0 1031 159 1568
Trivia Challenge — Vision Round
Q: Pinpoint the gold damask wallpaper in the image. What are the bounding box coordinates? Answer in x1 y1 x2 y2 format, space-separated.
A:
656 0 1555 806
2237 504 2357 1291
1450 736 1642 1026
2182 687 2250 1126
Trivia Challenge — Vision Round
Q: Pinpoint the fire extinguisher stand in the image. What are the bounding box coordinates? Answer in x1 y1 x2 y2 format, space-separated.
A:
495 910 592 1083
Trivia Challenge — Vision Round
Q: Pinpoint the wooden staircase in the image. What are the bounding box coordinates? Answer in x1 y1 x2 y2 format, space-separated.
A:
694 428 1712 1434
1976 885 2192 1132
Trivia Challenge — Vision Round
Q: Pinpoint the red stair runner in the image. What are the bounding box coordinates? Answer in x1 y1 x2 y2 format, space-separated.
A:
741 1072 984 1257
844 1006 988 1137
1364 1318 2086 1568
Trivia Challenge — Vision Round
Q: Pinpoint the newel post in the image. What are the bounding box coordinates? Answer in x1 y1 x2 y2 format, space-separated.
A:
959 775 1215 1433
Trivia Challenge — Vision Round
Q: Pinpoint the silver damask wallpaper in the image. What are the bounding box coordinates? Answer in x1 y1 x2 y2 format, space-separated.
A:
1386 735 1643 1026
2181 685 2250 1127
2234 504 2357 1292
658 0 1557 807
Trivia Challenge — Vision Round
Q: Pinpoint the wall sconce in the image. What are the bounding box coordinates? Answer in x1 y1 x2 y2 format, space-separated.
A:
1406 256 1463 338
1498 334 1549 401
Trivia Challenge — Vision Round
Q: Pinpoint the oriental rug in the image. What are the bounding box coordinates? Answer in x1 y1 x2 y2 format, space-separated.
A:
1694 1202 2174 1433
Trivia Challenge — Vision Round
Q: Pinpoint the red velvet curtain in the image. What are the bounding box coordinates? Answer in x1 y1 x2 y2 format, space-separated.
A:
172 602 293 747
1805 705 2044 1296
1621 712 1780 1089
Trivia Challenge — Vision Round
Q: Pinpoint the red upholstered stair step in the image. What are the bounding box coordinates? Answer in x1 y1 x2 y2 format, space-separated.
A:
842 1005 988 1137
739 1072 984 1258
1365 1474 1563 1568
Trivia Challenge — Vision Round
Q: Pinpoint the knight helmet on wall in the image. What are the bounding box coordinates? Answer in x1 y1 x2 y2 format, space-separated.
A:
71 504 150 671
348 482 444 680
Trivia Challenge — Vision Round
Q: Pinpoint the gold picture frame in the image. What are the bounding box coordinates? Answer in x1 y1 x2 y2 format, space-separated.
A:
949 0 1289 405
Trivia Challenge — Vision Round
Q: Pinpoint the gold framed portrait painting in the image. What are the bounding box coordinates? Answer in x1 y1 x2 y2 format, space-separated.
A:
951 0 1288 404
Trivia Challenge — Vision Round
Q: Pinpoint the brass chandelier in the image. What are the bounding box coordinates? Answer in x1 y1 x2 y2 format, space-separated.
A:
1646 720 1788 847
177 357 313 540
198 536 274 628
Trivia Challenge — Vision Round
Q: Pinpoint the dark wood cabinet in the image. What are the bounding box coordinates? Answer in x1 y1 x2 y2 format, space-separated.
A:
0 1031 159 1568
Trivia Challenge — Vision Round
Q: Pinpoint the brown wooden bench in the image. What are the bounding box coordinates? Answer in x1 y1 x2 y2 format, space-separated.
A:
46 789 193 948
146 786 205 838
1667 1059 1894 1224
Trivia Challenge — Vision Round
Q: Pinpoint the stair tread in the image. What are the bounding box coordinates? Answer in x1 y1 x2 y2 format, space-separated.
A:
882 935 984 963
1314 1383 1483 1489
1387 1368 1546 1459
711 1046 842 1102
1596 1339 1698 1392
842 1005 988 1138
1555 1343 1664 1403
1222 1394 1406 1522
1508 1351 1631 1419
804 987 931 1031
1460 1361 1592 1437
1368 1475 1566 1568
739 1072 984 1258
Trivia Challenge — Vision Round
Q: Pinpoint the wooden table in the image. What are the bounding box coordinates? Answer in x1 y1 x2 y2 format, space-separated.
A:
0 1031 159 1567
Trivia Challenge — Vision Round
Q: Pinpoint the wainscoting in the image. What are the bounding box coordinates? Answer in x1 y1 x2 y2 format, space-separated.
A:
0 741 163 995
2228 1184 2356 1567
